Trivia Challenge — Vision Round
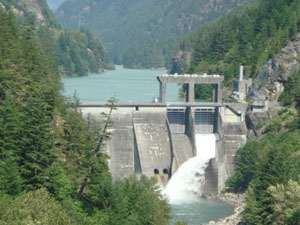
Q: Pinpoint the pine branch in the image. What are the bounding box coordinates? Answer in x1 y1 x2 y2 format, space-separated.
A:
76 98 115 201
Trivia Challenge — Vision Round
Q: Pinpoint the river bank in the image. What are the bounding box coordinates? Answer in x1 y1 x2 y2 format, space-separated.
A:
203 193 245 225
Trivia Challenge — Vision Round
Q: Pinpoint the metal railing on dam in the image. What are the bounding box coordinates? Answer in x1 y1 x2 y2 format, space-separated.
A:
78 102 244 135
79 102 225 108
78 102 243 120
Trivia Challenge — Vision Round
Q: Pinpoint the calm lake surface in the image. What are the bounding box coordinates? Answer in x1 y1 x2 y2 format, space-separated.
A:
62 65 182 102
61 66 234 224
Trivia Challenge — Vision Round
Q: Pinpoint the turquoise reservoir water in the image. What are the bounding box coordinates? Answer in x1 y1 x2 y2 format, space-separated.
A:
171 199 233 224
61 66 234 224
61 65 182 102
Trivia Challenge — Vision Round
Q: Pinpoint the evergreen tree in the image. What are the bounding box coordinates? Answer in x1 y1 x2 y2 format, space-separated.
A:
20 94 57 190
0 8 172 225
0 96 24 195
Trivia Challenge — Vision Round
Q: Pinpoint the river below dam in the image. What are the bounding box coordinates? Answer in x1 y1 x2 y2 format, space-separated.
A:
61 66 234 224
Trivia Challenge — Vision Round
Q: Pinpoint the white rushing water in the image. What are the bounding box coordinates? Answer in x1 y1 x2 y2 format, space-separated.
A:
164 134 217 204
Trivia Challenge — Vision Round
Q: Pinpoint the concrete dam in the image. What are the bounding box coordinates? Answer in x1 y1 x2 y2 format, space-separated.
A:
80 74 247 194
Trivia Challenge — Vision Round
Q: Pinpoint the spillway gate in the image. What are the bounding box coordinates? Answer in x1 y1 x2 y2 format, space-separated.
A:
167 107 217 134
167 108 186 134
194 108 215 134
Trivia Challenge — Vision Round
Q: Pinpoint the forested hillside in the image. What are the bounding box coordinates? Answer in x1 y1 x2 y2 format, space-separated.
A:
38 27 113 76
173 0 300 85
56 0 248 69
0 0 113 77
225 71 300 224
0 9 172 225
187 0 300 224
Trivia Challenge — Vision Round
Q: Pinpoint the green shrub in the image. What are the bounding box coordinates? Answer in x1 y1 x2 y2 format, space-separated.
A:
0 188 74 225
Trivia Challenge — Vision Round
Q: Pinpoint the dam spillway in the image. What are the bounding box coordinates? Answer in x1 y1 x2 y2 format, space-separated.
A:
164 134 217 203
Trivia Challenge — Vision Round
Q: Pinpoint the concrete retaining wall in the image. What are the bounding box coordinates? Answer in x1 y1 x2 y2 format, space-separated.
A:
201 158 219 195
216 107 247 192
200 106 247 194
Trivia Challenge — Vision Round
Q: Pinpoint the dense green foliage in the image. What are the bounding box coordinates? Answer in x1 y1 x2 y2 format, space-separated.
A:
242 132 300 225
227 126 300 224
0 0 113 77
56 0 247 68
0 9 171 225
225 141 261 193
226 72 300 224
38 27 113 76
0 188 74 225
176 0 300 85
279 71 300 108
180 84 213 101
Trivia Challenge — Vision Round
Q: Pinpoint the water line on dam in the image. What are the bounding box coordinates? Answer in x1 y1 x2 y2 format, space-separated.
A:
163 134 216 203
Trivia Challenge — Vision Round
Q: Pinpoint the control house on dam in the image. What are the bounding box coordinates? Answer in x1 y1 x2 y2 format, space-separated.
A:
80 73 247 195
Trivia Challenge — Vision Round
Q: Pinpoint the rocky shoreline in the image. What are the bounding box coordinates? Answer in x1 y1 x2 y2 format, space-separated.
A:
203 193 245 225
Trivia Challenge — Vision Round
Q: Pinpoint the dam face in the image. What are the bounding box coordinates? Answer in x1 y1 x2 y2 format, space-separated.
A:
81 107 171 178
80 103 247 193
80 73 247 194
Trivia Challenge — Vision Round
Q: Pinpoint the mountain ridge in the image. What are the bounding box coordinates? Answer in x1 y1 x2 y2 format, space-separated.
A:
56 0 249 68
0 0 113 77
171 0 300 86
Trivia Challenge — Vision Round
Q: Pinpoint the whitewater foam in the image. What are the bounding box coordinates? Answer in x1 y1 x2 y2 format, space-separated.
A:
163 134 216 204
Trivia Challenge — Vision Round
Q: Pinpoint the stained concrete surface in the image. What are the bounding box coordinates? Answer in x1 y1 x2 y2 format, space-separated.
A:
133 109 171 177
